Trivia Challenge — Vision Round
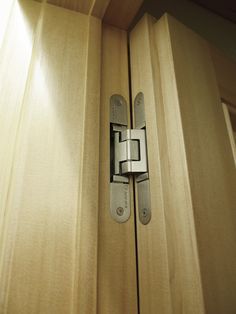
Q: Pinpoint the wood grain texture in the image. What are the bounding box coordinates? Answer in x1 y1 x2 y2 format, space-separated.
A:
97 24 138 314
0 0 42 283
130 15 172 314
45 0 143 29
47 0 94 14
91 0 110 18
130 14 205 314
210 45 236 106
167 14 236 314
71 15 101 314
0 3 101 313
103 0 143 29
131 12 236 314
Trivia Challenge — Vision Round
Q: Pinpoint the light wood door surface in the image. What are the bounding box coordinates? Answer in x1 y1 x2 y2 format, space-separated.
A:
98 23 138 314
0 1 138 313
0 1 102 313
130 13 236 314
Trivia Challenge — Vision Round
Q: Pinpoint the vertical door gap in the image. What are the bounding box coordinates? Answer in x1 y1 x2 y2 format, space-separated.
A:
127 34 141 314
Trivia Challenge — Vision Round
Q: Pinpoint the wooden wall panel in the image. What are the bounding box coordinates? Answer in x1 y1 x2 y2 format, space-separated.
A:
0 3 101 313
97 24 138 314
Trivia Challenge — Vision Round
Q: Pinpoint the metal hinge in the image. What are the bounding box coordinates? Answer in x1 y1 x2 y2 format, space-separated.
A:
110 93 151 225
113 126 147 176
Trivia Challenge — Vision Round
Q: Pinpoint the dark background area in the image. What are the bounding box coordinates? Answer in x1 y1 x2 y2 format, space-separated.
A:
130 0 236 61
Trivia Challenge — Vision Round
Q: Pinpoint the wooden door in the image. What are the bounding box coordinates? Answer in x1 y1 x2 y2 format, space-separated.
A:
130 13 236 314
0 1 137 313
0 1 101 312
1 2 236 313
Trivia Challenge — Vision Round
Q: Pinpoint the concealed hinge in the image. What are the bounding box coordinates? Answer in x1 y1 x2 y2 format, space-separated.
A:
110 93 151 225
113 127 147 176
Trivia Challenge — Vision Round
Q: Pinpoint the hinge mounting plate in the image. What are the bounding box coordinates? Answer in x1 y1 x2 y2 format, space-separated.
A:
110 93 151 225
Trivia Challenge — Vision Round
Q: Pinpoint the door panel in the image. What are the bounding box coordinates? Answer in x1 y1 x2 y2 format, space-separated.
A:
0 2 101 313
166 15 236 314
129 15 172 314
130 14 204 314
98 23 138 314
130 13 236 314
